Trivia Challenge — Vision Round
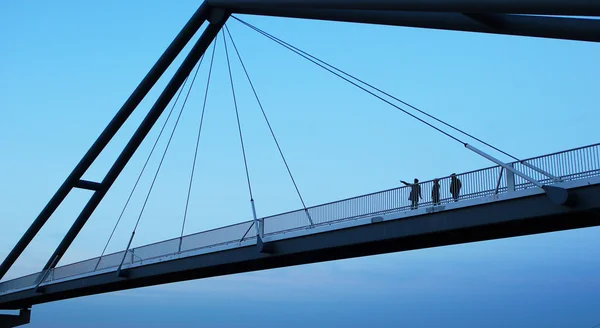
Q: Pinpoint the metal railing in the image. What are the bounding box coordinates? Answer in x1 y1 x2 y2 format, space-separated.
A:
1 143 599 295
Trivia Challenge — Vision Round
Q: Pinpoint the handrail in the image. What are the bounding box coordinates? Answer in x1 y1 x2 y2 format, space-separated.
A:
1 143 598 294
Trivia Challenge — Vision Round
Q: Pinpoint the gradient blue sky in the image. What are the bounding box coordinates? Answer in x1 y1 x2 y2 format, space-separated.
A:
1 1 600 327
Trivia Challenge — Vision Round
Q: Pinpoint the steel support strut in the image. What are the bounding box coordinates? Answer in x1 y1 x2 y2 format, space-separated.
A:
0 4 211 281
465 144 576 206
44 9 231 273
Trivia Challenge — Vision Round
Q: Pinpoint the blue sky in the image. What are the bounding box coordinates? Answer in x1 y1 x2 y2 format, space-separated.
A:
1 1 600 327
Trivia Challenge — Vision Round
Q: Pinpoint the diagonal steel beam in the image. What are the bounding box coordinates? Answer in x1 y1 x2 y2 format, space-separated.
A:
207 0 600 16
0 3 211 281
42 10 230 272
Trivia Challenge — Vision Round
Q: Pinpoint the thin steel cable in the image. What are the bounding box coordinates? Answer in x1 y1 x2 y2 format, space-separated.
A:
224 24 310 212
181 39 218 239
96 75 190 266
232 16 520 160
223 29 254 201
129 53 206 240
231 18 464 145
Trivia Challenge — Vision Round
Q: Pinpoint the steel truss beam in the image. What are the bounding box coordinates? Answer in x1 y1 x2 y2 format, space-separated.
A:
224 7 600 42
208 0 600 42
207 0 600 16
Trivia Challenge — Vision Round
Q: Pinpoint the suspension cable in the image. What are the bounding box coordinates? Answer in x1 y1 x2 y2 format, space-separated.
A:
231 17 464 146
223 30 254 201
223 30 266 237
95 75 191 269
180 39 218 242
232 16 520 161
115 53 207 270
131 53 205 233
224 24 313 226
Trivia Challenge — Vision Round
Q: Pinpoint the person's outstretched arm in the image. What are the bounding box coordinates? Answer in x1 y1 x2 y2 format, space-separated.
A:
400 180 410 186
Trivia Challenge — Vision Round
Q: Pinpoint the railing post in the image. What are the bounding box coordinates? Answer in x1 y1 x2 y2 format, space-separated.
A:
494 167 504 194
506 164 515 192
251 199 261 238
259 218 265 239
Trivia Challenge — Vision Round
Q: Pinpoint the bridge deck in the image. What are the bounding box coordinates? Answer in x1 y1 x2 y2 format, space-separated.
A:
0 143 599 308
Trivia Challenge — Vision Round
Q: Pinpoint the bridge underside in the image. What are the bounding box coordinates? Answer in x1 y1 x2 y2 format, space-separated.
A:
1 183 599 309
0 309 30 328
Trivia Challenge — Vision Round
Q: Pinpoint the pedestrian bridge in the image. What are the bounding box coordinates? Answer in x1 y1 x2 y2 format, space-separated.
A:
1 143 599 309
2 1 600 326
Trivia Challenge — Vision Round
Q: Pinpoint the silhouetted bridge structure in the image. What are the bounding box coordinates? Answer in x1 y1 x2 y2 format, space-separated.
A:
2 1 599 327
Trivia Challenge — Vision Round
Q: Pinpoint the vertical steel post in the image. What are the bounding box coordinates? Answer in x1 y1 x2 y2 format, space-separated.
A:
494 167 504 194
259 218 264 239
250 200 261 238
0 3 211 281
506 164 516 192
